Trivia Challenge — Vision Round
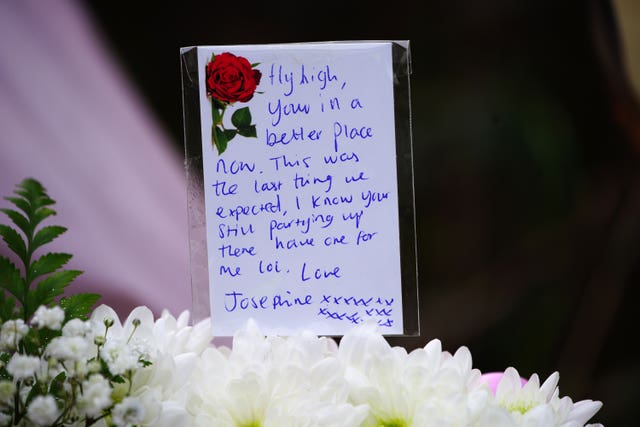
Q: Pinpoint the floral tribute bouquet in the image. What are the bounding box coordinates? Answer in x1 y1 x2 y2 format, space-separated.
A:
0 179 604 426
205 52 262 155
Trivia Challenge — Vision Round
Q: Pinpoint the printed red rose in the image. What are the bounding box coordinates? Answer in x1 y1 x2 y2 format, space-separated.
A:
206 52 261 103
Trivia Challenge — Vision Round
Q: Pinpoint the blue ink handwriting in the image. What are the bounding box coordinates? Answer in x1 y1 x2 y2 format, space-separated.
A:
224 290 313 312
332 122 374 152
218 223 255 239
266 126 322 147
300 261 341 281
215 195 282 221
268 155 312 170
268 99 311 126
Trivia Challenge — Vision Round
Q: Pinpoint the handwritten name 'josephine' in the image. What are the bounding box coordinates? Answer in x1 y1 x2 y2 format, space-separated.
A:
224 290 313 312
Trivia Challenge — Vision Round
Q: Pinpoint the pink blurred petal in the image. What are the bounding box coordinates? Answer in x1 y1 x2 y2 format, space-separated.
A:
481 371 528 395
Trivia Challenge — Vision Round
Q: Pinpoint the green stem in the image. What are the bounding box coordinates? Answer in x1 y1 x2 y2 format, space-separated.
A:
21 213 36 322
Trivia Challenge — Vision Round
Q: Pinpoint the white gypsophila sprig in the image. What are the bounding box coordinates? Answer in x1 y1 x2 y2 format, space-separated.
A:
111 396 145 427
100 338 142 376
0 381 15 406
77 374 112 418
30 305 65 330
6 353 41 381
0 319 29 351
46 335 91 362
26 395 60 426
62 318 96 338
0 412 11 426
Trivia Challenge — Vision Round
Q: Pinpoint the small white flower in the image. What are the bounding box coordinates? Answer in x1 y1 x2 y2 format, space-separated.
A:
46 335 90 361
0 380 16 405
31 305 65 330
26 395 59 426
0 412 12 426
111 396 145 427
78 374 112 417
6 354 41 380
0 319 29 351
62 318 95 337
100 339 140 376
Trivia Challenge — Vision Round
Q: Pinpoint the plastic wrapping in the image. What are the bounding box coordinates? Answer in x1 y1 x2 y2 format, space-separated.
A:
180 41 418 336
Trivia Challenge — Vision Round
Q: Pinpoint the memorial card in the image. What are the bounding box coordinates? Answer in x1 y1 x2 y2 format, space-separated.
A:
181 41 418 336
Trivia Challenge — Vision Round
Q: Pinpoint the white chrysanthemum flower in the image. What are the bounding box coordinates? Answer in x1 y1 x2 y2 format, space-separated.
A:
151 309 213 356
0 319 29 351
494 367 603 427
111 396 145 427
46 335 91 362
77 374 112 417
26 395 59 426
6 354 41 380
338 321 492 427
190 319 367 427
31 305 65 330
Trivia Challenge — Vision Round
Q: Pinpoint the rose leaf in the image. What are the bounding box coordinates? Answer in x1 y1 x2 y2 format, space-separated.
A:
231 107 252 129
238 125 257 138
213 126 230 155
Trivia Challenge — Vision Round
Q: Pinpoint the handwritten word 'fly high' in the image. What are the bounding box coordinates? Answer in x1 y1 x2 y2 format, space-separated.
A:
269 63 340 97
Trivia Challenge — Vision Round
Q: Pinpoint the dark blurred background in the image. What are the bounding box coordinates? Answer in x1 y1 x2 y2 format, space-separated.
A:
73 0 640 424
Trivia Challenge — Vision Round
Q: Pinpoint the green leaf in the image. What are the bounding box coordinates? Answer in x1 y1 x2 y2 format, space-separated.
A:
36 327 61 348
0 255 24 302
231 107 252 128
212 125 220 150
0 224 27 262
1 178 94 321
60 293 101 320
49 371 67 399
237 125 257 138
111 375 126 384
0 294 15 322
28 269 82 314
4 196 32 218
0 208 30 238
16 179 53 206
31 225 67 251
32 207 57 228
250 62 260 68
29 253 72 281
213 126 229 155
